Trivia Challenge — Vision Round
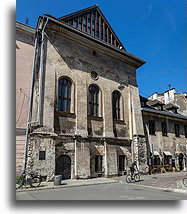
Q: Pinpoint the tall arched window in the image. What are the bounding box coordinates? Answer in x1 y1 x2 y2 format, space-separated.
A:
88 85 99 116
58 77 72 112
112 90 121 119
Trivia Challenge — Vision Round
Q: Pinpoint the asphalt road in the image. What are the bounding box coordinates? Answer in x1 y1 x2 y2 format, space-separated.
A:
16 182 187 200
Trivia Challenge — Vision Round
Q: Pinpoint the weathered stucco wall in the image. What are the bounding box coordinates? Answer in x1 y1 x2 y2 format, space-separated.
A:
27 20 147 179
142 113 187 154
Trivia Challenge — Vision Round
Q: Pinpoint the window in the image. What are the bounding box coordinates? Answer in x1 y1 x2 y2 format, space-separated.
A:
112 91 121 120
118 155 126 171
184 125 187 138
161 122 167 136
88 85 99 116
58 78 72 112
149 120 155 135
174 124 180 137
39 151 46 160
95 155 103 172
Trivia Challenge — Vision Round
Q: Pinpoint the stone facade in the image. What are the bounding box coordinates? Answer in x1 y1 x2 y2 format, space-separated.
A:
25 8 148 181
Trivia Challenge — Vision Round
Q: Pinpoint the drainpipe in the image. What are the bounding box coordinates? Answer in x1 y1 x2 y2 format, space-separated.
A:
22 17 49 172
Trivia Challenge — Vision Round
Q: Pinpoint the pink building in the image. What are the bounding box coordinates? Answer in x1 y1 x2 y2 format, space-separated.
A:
16 21 35 175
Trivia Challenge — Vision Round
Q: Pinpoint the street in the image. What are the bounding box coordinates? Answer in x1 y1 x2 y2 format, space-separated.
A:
16 182 186 200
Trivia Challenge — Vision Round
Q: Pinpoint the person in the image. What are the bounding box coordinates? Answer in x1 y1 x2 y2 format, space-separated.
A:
130 161 138 177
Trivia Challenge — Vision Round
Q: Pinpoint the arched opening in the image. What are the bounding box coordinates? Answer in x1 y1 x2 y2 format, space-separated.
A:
58 77 72 112
112 90 121 120
88 84 100 117
55 155 71 180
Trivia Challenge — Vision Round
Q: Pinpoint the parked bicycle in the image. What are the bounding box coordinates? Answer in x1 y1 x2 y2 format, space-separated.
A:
126 171 141 183
182 177 187 187
16 170 41 189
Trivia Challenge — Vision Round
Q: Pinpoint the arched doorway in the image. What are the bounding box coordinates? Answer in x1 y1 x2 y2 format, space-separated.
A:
55 155 71 179
179 153 184 171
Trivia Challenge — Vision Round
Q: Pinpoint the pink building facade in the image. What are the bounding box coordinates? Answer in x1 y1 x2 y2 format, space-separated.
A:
16 22 35 175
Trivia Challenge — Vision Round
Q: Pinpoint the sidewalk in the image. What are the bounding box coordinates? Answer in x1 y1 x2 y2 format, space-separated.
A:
16 177 118 192
16 172 187 194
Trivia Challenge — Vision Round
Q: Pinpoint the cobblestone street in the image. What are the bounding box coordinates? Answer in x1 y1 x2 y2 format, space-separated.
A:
116 171 187 190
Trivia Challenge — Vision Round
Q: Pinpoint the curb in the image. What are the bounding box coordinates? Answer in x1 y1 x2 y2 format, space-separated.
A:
16 180 118 192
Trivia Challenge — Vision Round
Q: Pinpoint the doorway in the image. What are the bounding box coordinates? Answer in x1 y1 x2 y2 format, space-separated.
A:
55 155 71 179
179 153 183 171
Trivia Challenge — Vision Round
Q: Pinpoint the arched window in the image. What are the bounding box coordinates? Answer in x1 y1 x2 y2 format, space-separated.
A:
112 90 121 119
58 78 72 112
88 85 99 116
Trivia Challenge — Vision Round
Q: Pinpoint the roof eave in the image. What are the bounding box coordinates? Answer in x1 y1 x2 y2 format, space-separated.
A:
40 14 146 68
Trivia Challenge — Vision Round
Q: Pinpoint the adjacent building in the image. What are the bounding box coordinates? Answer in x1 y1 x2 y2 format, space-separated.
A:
16 22 35 175
140 96 187 172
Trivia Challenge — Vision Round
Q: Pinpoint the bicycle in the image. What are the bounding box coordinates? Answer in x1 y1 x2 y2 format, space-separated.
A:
182 177 187 187
126 171 140 183
16 170 41 189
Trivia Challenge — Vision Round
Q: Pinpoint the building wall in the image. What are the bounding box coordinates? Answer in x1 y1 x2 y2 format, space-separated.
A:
27 20 147 180
142 112 187 170
16 22 35 174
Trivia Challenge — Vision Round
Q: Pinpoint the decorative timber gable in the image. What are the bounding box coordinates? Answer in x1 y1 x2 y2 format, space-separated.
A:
59 5 125 51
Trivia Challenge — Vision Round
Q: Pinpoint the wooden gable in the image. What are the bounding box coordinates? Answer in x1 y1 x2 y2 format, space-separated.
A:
59 5 125 50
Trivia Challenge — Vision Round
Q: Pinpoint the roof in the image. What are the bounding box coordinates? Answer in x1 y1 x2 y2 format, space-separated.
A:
147 99 165 106
39 14 146 67
58 5 125 51
164 103 179 110
16 21 35 34
141 106 187 120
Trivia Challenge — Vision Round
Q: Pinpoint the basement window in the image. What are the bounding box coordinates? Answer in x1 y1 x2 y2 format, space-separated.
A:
39 151 46 160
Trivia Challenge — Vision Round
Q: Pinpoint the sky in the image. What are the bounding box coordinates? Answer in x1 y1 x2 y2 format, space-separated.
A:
16 0 186 97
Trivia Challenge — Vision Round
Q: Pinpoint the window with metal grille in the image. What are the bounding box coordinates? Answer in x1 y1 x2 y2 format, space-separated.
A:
112 90 121 120
161 122 167 136
174 124 180 137
88 85 99 116
149 120 155 135
95 155 103 172
58 78 72 112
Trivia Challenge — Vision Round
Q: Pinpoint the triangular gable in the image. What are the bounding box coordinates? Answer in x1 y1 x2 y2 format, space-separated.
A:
59 5 125 51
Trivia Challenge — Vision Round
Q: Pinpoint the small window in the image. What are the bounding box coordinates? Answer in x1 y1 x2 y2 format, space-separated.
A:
162 122 167 136
174 124 180 137
91 71 98 80
88 85 99 116
112 91 121 120
95 155 103 172
39 151 46 160
149 120 155 135
184 125 187 138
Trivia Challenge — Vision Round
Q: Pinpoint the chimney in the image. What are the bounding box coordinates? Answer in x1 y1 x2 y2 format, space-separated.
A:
164 88 175 104
152 92 158 100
